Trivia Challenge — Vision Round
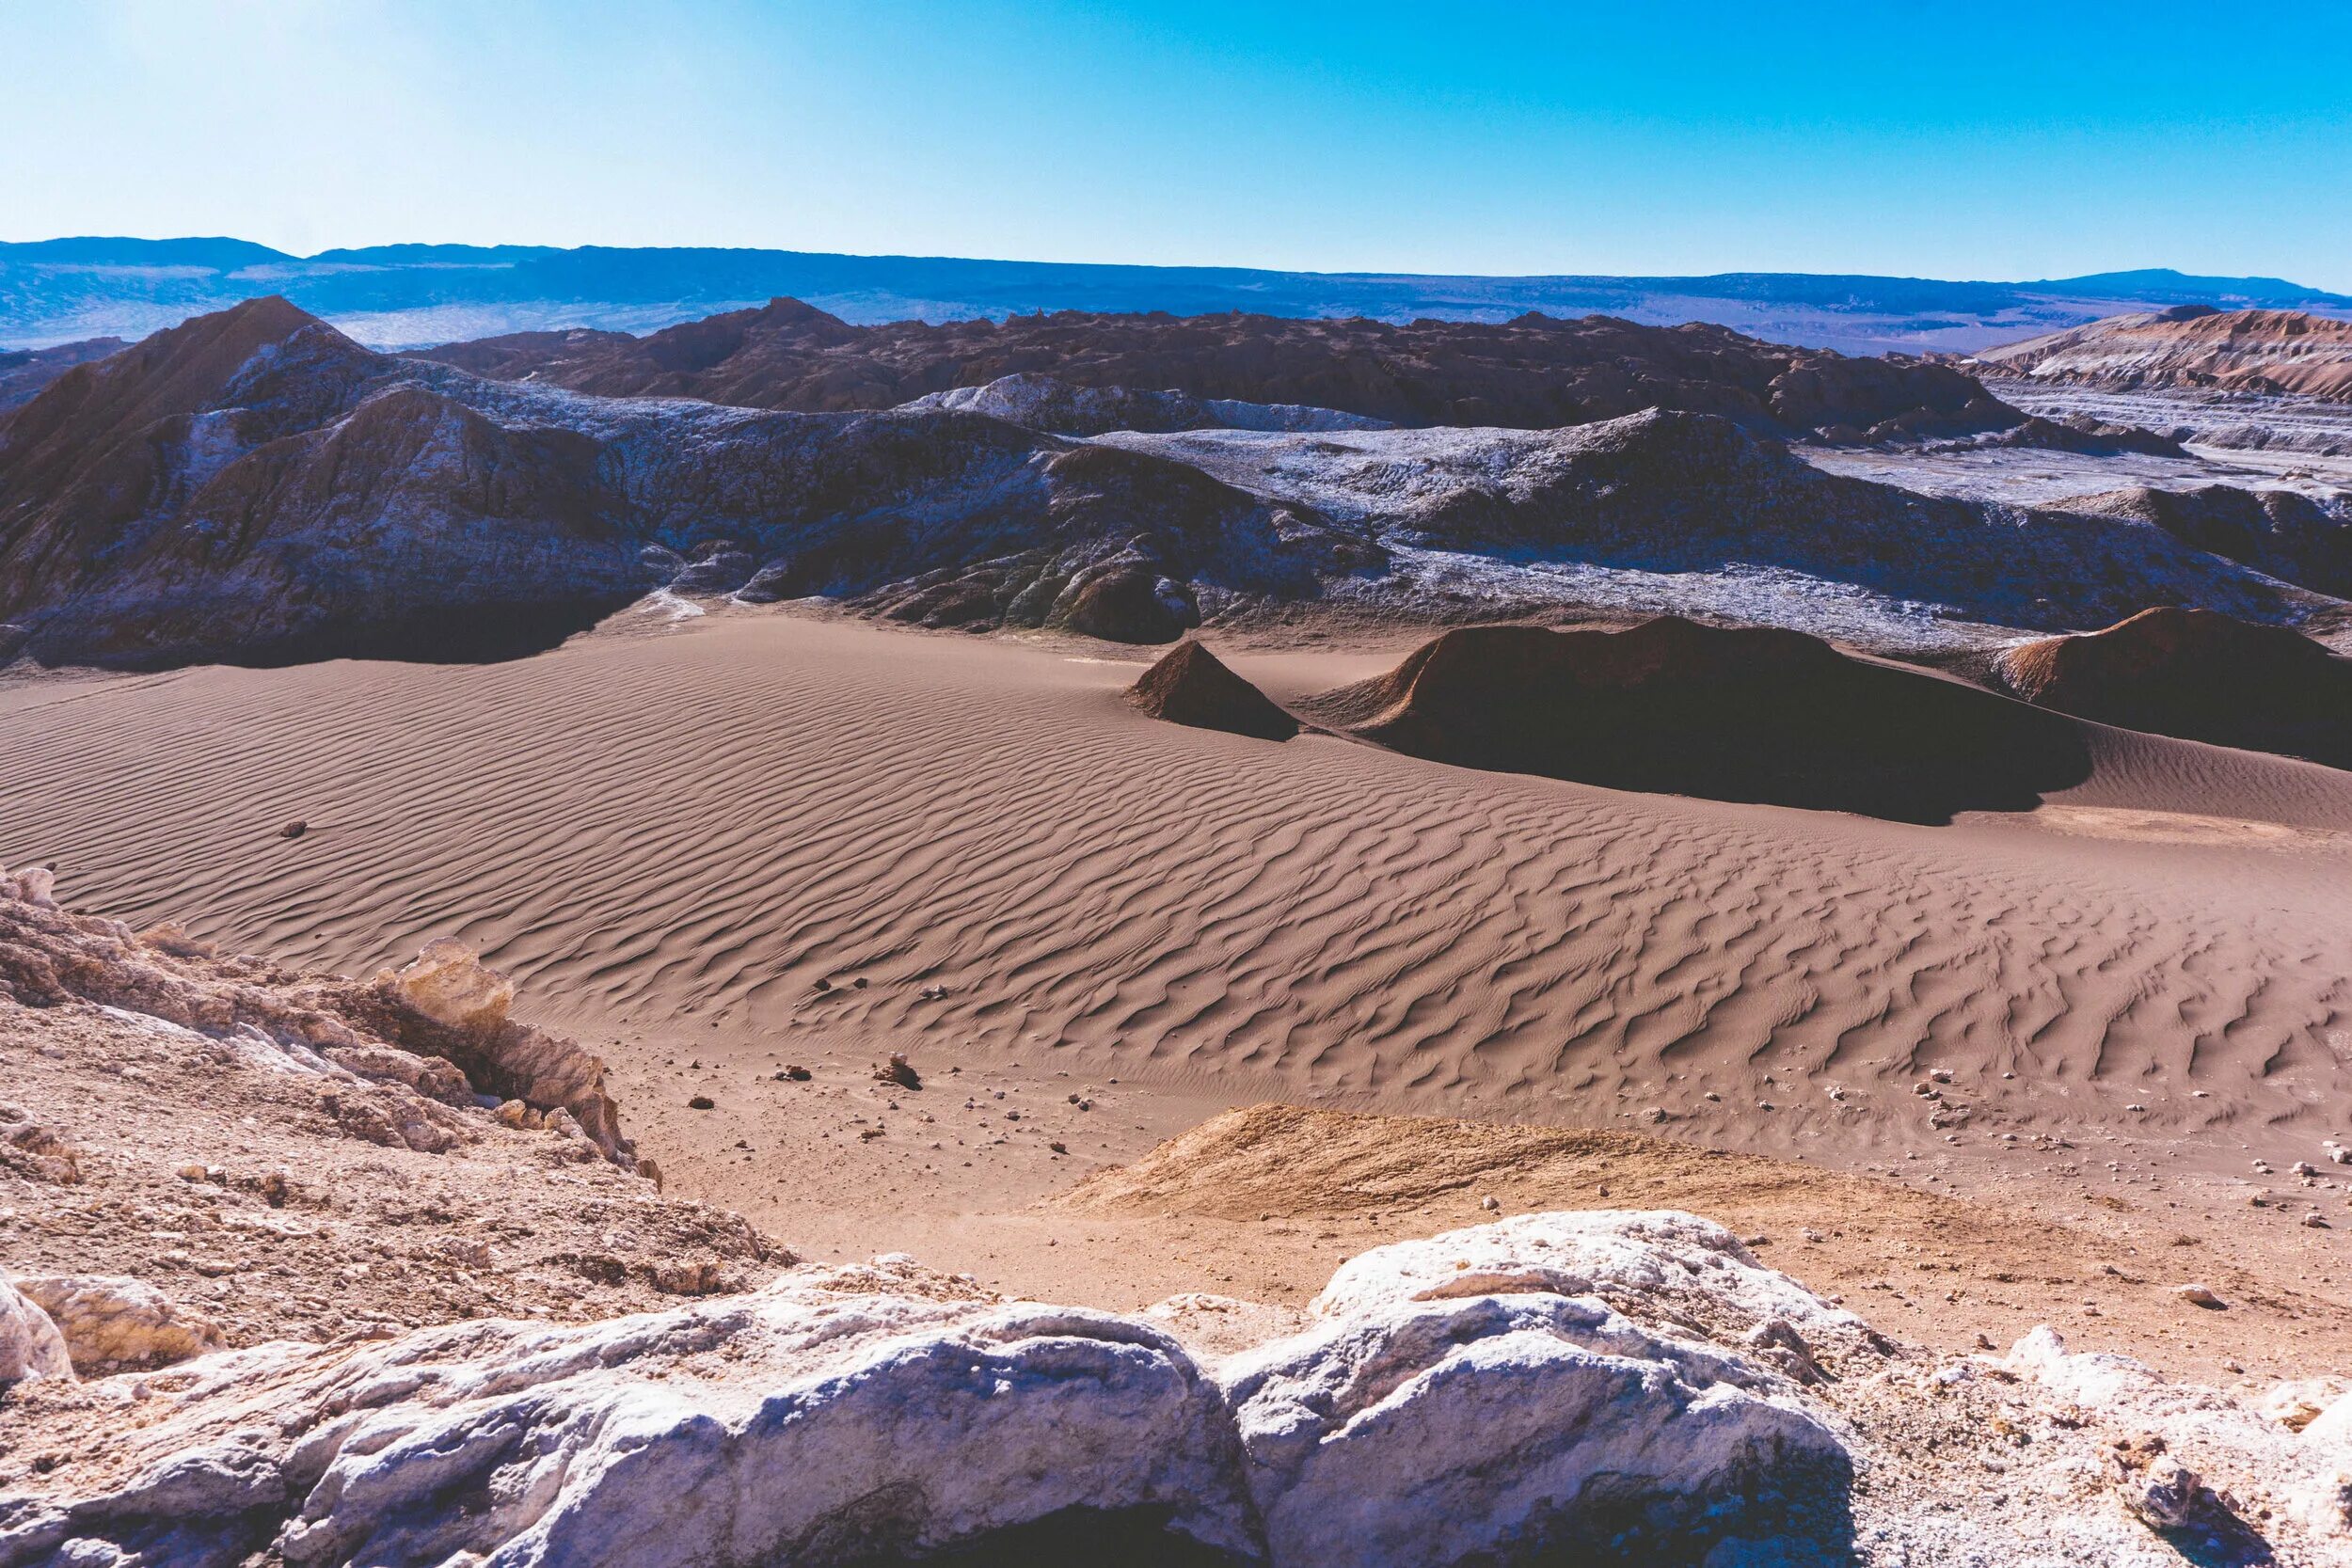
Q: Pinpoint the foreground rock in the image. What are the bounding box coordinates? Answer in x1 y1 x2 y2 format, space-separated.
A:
18 1198 2352 1564
0 1262 1258 1568
3 1215 1857 1568
1225 1213 1856 1565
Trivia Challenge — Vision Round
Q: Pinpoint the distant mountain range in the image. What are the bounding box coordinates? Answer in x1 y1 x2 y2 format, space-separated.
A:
5 237 2349 356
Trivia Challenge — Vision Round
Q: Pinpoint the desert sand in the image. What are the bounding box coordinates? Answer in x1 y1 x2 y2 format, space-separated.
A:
6 604 2352 1396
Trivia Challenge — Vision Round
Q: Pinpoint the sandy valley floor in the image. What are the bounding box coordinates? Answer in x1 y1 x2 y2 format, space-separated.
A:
5 604 2351 1389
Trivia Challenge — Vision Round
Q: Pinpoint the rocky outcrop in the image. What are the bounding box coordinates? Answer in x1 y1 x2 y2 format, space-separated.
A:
1127 641 1300 741
371 938 632 1164
1995 607 2352 768
9 1275 223 1373
1978 306 2352 402
1313 616 2094 822
415 296 2027 441
1105 410 2338 636
4 1215 1863 1568
2058 483 2352 600
0 863 643 1169
900 372 1394 436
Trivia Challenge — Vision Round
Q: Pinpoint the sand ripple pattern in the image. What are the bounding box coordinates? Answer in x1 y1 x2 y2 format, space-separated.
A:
4 615 2348 1147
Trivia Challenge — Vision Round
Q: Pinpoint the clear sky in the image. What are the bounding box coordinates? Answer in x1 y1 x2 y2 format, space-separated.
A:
6 0 2349 288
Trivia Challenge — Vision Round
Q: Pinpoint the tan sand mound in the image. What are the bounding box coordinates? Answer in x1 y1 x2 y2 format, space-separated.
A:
1057 1104 2352 1380
1312 615 2094 823
1998 607 2352 769
1126 641 1299 741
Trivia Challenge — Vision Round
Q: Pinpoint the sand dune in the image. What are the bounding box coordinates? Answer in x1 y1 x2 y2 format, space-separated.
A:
1306 617 2095 824
1126 640 1300 741
1998 606 2352 769
4 610 2351 1170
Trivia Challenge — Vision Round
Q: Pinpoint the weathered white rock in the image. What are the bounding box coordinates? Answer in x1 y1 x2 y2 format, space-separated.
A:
11 1275 224 1372
1311 1209 1870 1352
1220 1290 1849 1565
0 1277 71 1385
2294 1466 2352 1538
2304 1388 2352 1451
2006 1324 2170 1409
15 1262 1256 1568
2263 1376 2352 1433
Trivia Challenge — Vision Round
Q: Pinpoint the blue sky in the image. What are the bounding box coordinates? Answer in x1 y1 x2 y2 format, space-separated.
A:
5 0 2349 287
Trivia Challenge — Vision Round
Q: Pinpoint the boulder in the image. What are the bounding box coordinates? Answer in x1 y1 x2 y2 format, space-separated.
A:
1220 1290 1849 1565
1311 1209 1870 1354
11 1275 223 1373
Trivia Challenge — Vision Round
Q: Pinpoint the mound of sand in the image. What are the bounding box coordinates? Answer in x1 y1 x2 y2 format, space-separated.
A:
1998 607 2352 768
1126 641 1299 740
1312 616 2093 822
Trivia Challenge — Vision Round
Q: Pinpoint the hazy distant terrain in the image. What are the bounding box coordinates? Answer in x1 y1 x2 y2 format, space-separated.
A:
7 236 2351 355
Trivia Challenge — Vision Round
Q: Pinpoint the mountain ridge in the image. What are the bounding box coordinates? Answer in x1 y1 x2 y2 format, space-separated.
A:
8 238 2349 356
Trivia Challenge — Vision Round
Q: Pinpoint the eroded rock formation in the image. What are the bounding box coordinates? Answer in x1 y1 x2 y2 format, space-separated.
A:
1979 307 2352 402
415 297 2030 441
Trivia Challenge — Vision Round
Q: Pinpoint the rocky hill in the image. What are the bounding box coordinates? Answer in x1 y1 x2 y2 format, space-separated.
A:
1979 307 2352 401
0 337 122 413
0 298 1383 664
414 298 2027 441
3 298 2344 669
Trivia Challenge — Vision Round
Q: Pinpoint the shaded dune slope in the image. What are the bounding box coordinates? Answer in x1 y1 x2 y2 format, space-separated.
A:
1997 607 2352 769
4 615 2349 1161
1311 617 2093 823
1126 641 1300 741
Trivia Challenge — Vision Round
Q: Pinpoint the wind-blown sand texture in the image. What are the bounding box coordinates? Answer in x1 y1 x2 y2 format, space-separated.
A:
6 609 2351 1170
